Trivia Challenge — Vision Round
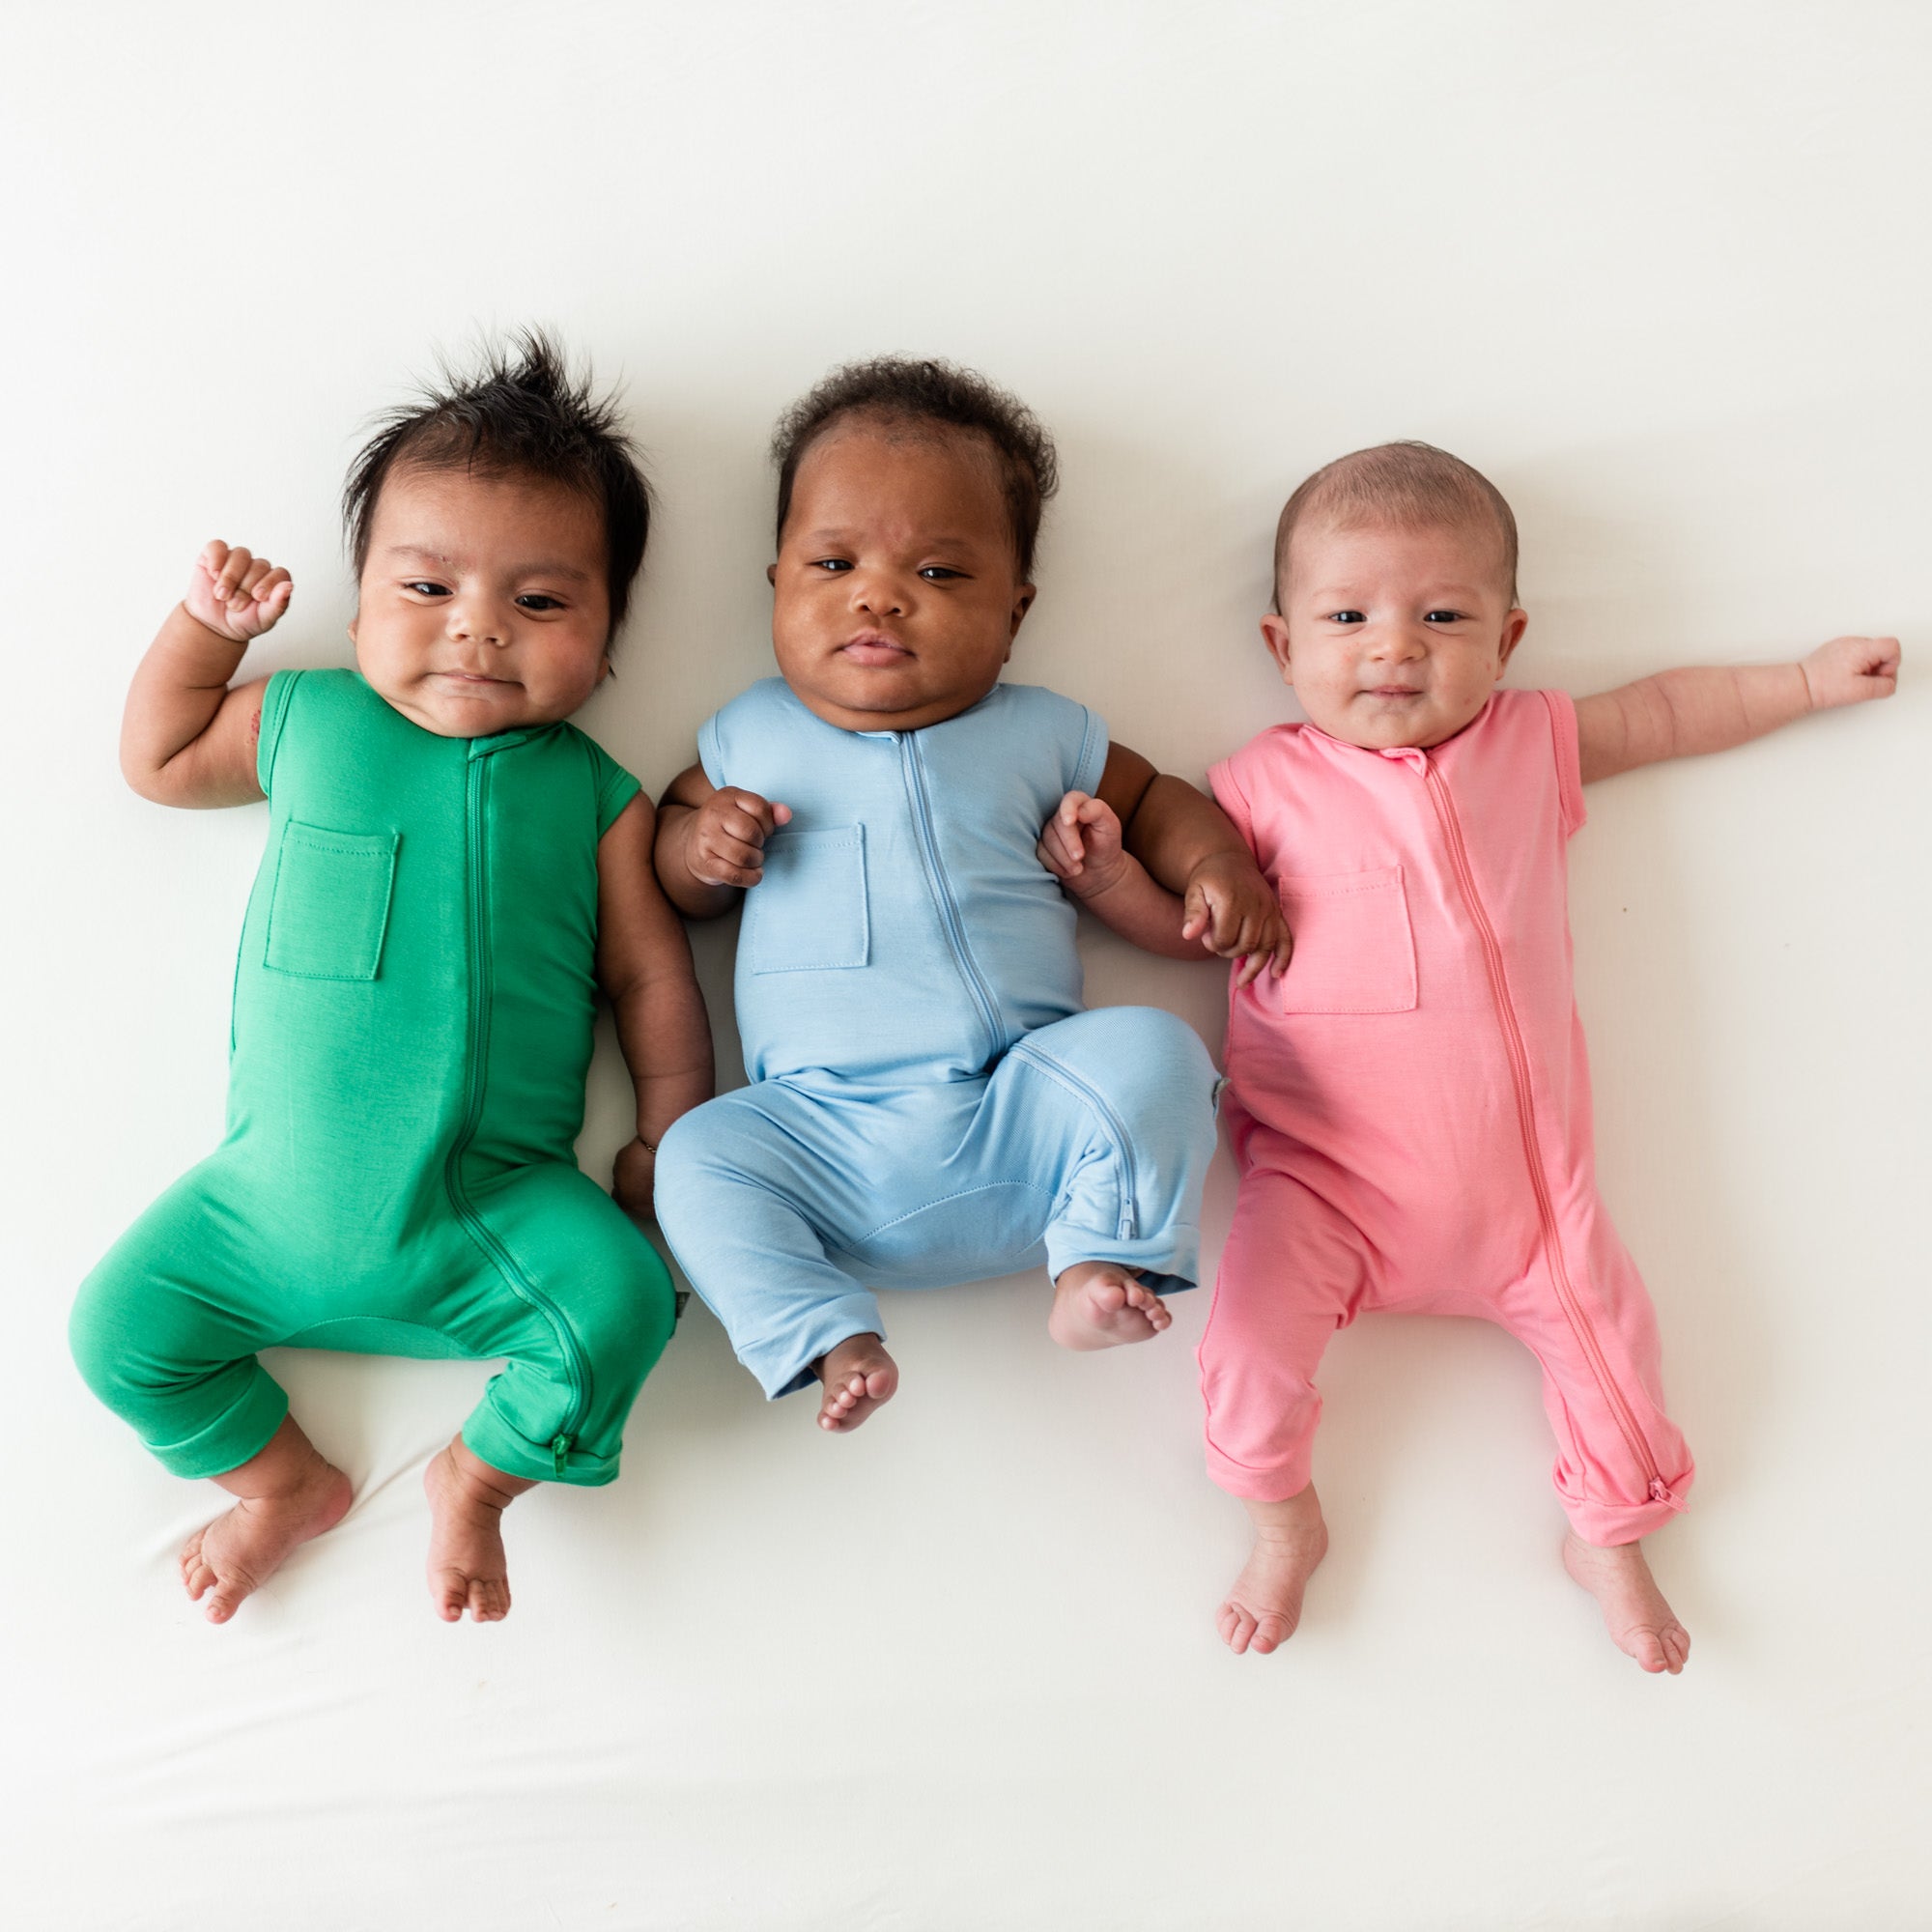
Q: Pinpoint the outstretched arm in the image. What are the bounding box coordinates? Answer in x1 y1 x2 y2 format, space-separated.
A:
1038 743 1292 986
122 540 294 808
597 794 715 1220
1576 635 1900 783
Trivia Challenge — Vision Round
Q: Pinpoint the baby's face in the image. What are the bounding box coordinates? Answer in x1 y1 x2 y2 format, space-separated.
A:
1261 519 1527 752
350 464 612 739
769 424 1034 733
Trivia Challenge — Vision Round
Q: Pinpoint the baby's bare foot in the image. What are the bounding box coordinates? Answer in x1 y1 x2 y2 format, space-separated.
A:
814 1332 898 1433
423 1439 533 1623
180 1449 352 1626
1048 1260 1171 1350
1219 1486 1329 1656
1562 1531 1690 1674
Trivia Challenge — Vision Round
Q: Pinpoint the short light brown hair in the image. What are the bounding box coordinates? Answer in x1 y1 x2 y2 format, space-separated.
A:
1272 440 1519 609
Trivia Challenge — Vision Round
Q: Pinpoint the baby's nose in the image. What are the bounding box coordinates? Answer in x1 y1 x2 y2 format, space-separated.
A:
851 575 906 617
448 599 509 645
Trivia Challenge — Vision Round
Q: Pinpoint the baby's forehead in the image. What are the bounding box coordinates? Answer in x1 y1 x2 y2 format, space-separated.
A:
793 419 1010 531
1287 514 1509 592
363 462 608 571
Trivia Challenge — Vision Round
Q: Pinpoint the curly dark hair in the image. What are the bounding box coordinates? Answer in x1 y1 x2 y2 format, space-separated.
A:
342 328 652 639
770 356 1059 579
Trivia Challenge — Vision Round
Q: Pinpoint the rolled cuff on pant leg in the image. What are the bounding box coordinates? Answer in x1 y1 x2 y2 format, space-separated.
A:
462 1404 623 1489
1558 1462 1694 1546
739 1291 889 1400
147 1364 290 1481
1042 1224 1202 1298
1204 1434 1315 1503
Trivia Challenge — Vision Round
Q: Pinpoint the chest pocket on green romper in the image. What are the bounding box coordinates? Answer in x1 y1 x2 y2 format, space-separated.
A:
263 820 401 980
746 825 869 973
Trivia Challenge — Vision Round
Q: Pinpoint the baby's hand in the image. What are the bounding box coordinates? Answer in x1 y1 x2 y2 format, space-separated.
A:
687 786 792 889
1182 853 1293 989
612 1136 656 1221
185 540 292 644
1038 790 1130 898
1802 635 1901 710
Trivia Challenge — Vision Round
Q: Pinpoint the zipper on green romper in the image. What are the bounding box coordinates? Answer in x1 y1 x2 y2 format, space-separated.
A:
440 748 592 1477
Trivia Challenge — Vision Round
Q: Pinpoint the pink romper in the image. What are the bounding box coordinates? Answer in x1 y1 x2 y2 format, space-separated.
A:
1204 690 1693 1545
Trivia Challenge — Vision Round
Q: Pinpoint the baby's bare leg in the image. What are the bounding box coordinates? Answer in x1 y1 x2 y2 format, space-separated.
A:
179 1414 353 1625
1218 1486 1329 1656
814 1331 899 1432
1048 1261 1172 1350
423 1436 536 1623
1562 1531 1690 1674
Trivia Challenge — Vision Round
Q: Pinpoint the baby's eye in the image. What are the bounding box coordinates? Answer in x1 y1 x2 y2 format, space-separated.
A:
1325 610 1366 625
919 566 964 582
811 558 854 574
403 581 451 599
1423 609 1467 625
516 593 565 612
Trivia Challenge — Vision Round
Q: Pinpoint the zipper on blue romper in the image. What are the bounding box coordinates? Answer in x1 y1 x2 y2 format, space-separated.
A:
440 744 591 1473
898 734 1004 1063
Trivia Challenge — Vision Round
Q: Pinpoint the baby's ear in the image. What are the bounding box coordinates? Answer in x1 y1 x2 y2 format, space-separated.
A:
1259 613 1293 680
1008 582 1037 640
1495 607 1529 670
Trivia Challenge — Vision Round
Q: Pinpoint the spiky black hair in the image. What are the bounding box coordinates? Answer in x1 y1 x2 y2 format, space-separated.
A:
343 328 651 637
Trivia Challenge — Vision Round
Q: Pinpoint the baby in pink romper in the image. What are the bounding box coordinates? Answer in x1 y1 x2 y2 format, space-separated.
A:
1063 441 1899 1671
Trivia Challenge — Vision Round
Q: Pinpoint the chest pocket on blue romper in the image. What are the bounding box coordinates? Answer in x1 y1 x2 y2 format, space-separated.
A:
263 820 401 980
746 825 869 974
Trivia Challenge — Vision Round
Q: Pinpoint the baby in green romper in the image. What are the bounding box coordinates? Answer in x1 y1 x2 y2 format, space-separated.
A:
71 334 712 1624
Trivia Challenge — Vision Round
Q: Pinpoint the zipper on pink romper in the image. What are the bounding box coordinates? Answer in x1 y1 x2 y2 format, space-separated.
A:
1419 757 1674 1507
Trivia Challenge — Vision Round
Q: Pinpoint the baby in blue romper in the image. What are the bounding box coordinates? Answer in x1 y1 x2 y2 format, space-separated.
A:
654 358 1290 1430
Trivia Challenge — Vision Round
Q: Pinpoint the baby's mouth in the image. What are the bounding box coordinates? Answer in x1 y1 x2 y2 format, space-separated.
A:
838 632 913 667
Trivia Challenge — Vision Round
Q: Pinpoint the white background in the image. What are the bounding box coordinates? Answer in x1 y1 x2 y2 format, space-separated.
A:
4 4 1928 1926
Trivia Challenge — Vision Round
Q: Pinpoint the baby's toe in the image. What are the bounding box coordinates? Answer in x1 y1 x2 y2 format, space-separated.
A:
1629 1629 1667 1673
1218 1602 1254 1653
203 1577 247 1624
469 1577 510 1622
1661 1626 1690 1673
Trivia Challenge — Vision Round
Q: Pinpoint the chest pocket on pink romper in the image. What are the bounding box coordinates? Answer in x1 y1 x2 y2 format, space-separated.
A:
1276 865 1417 1014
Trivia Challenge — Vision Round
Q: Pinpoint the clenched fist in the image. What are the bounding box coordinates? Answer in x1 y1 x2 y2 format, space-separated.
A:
185 540 292 644
684 787 794 890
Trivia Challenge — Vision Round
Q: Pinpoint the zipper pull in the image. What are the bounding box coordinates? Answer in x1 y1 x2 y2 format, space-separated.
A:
551 1434 572 1478
1648 1476 1683 1508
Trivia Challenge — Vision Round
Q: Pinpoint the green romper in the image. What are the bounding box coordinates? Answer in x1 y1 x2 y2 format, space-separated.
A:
71 669 676 1486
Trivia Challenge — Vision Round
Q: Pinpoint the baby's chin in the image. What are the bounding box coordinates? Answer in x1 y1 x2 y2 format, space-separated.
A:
371 675 578 740
1313 693 1492 753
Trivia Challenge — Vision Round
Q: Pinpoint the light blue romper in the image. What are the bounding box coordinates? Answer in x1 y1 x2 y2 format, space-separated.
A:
653 677 1221 1397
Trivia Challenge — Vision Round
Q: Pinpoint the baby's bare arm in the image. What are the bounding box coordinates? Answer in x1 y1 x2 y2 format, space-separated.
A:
1040 744 1291 985
1576 636 1901 783
123 541 294 808
652 760 792 918
596 794 715 1220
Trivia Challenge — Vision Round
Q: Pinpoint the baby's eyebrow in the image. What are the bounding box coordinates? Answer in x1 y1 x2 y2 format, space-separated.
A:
795 526 988 553
384 543 591 582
